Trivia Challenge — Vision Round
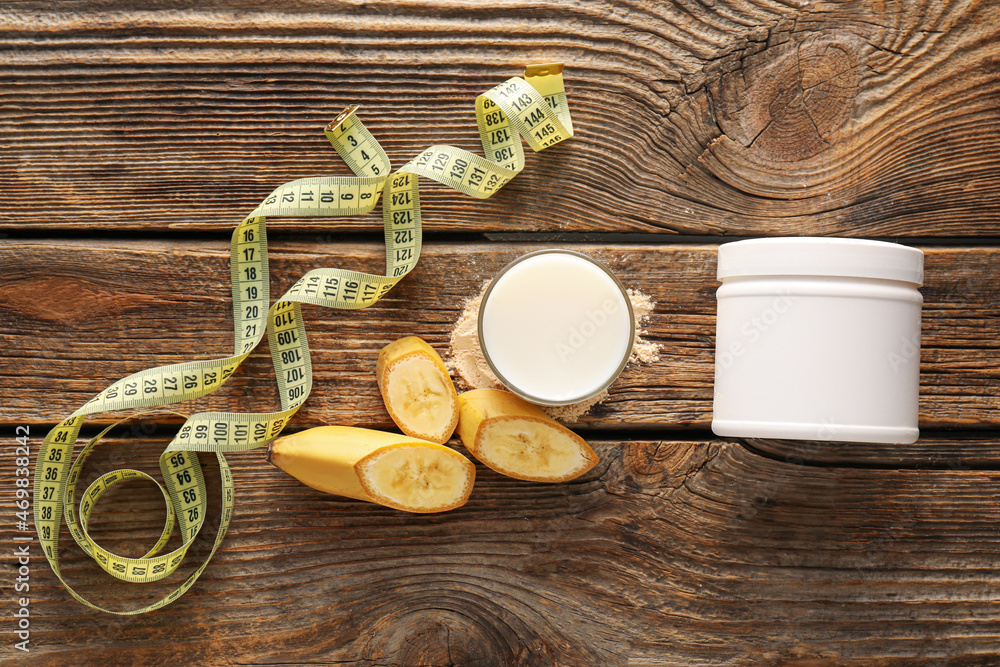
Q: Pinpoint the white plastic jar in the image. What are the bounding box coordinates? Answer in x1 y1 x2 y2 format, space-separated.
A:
711 238 924 444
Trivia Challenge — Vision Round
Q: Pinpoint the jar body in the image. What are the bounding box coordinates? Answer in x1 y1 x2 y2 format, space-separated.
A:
712 275 922 444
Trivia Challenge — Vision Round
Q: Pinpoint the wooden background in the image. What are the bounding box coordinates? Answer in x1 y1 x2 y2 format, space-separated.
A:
3 1 1000 664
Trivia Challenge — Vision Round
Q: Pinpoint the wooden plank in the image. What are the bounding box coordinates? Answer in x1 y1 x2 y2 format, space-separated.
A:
7 437 1000 664
2 239 998 446
2 2 999 236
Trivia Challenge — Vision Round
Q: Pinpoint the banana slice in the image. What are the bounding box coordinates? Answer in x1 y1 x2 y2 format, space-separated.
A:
377 336 459 444
268 425 475 513
456 389 599 483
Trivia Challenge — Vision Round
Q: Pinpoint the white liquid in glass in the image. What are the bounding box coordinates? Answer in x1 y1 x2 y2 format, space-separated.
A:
479 251 633 405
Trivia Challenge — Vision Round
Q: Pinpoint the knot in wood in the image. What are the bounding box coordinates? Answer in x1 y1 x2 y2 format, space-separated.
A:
362 607 518 666
706 31 867 198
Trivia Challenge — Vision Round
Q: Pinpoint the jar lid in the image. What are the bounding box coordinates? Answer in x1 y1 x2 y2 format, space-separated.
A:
717 237 924 286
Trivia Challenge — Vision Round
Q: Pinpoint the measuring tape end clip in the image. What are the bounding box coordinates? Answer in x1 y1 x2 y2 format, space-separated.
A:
327 105 361 133
524 62 564 78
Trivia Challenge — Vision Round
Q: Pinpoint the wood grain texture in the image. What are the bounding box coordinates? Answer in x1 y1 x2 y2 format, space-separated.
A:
4 2 1000 665
2 1 1000 236
2 239 998 447
6 437 1000 665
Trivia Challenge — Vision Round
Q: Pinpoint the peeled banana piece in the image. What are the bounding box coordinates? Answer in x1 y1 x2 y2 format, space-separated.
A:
456 389 599 483
377 336 460 445
268 425 475 513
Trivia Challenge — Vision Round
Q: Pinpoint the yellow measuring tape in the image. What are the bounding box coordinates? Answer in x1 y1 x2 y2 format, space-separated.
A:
33 64 573 614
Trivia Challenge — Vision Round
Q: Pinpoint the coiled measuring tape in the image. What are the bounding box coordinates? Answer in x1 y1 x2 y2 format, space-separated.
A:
34 63 573 614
